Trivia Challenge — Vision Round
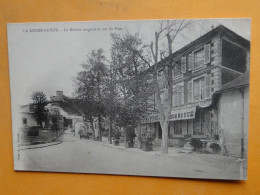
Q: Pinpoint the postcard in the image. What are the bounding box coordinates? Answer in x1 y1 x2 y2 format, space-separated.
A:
7 18 250 180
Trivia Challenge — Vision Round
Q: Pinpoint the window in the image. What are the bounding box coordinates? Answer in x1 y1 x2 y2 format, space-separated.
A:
173 60 182 77
157 68 164 80
159 90 165 102
22 118 27 125
193 77 205 101
174 121 182 135
194 48 204 69
147 94 155 110
157 68 165 88
193 111 204 135
173 83 184 107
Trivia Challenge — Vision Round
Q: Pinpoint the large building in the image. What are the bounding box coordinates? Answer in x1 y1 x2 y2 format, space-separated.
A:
140 25 250 157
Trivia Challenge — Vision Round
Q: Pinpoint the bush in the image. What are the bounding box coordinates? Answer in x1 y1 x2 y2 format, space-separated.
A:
113 130 121 140
140 130 155 145
125 127 136 144
102 130 109 137
209 143 221 153
27 126 39 136
190 138 203 151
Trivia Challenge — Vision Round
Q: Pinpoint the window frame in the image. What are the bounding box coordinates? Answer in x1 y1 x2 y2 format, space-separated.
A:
192 46 207 72
174 120 183 135
172 82 184 107
157 68 165 81
191 74 207 103
22 118 27 125
172 59 183 80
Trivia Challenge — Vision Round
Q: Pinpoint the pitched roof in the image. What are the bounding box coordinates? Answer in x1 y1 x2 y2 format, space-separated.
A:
143 25 250 74
171 25 250 59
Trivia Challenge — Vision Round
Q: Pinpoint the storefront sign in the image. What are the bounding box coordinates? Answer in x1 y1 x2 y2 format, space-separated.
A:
169 107 196 121
141 107 196 124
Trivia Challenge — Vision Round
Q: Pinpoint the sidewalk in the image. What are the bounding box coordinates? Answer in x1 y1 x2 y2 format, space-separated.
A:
19 141 62 150
19 130 64 150
80 137 242 166
80 137 193 158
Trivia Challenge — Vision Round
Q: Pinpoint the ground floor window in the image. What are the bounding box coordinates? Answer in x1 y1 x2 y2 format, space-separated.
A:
174 121 182 135
157 122 162 139
193 110 204 135
22 118 27 125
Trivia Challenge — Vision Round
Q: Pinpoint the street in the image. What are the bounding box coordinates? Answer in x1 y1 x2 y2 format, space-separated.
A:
16 130 242 180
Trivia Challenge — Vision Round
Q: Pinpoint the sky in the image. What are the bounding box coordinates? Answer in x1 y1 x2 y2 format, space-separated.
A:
7 18 251 106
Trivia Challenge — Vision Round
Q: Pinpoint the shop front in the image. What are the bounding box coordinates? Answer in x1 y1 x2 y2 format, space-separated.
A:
141 105 218 142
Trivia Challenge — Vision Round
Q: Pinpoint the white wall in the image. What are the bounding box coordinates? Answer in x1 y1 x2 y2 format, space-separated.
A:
20 113 38 127
218 87 249 157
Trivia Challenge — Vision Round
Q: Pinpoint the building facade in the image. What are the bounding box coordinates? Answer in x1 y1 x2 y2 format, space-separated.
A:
20 104 38 128
214 72 249 157
141 25 250 152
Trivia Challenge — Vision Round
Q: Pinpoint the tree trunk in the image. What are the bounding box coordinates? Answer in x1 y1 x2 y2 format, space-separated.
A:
161 120 169 153
89 117 95 140
137 122 142 149
108 116 113 144
98 113 102 142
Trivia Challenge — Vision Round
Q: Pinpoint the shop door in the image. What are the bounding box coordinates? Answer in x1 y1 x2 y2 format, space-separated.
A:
158 122 162 139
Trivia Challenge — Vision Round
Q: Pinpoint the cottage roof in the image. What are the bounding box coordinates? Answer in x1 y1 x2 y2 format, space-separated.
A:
47 101 82 117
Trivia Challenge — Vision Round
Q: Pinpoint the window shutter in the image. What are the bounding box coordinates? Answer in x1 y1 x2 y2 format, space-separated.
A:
172 86 176 107
187 81 193 103
188 53 194 71
181 57 186 73
160 90 165 102
181 86 184 105
204 44 211 64
164 89 168 101
205 74 211 99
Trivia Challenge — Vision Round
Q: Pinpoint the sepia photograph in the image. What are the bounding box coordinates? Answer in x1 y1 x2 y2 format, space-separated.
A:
7 18 250 180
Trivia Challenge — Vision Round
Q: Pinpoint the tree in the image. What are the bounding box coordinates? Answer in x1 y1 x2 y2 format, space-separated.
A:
49 108 64 132
74 70 97 139
148 20 192 153
74 49 108 141
31 91 48 127
110 32 152 143
102 65 120 144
